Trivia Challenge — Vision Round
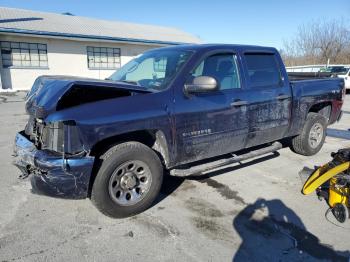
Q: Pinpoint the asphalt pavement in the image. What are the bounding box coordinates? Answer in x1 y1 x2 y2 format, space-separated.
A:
0 92 349 262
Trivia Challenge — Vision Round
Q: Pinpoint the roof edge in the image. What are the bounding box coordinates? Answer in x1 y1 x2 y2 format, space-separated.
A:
0 27 191 46
0 7 191 35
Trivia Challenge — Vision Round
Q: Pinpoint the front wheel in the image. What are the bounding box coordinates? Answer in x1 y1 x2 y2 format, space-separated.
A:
290 112 327 156
91 142 163 218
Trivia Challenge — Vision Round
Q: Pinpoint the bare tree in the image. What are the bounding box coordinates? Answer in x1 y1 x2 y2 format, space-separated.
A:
282 19 350 66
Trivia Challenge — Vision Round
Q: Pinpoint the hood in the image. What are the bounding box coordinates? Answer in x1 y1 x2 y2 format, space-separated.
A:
25 75 151 119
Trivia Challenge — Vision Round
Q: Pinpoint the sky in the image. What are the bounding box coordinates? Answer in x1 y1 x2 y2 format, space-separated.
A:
0 0 349 49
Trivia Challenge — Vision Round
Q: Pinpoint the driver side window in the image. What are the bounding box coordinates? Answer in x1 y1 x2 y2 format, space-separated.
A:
191 53 240 90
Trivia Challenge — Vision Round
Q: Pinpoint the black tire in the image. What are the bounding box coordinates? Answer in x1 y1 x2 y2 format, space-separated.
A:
332 203 349 223
290 112 327 156
91 142 163 218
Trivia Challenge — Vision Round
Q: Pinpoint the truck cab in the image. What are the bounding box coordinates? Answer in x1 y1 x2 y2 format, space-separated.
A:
168 45 293 164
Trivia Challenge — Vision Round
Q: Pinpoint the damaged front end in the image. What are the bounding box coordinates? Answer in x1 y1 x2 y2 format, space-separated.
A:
13 117 94 198
13 75 151 199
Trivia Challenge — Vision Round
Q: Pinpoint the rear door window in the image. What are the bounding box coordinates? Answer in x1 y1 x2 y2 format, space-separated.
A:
244 53 282 88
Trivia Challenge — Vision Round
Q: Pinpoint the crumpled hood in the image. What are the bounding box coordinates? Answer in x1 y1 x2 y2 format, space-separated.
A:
25 75 150 119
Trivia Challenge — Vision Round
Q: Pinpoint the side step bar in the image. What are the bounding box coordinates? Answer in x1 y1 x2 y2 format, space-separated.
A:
170 142 282 177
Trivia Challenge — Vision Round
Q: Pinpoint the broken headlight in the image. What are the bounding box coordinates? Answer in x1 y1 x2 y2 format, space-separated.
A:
41 121 64 153
41 120 84 155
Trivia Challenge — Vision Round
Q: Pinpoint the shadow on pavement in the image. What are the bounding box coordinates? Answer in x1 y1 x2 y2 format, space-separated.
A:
154 152 280 206
153 173 185 206
232 198 350 261
193 152 280 180
327 128 350 140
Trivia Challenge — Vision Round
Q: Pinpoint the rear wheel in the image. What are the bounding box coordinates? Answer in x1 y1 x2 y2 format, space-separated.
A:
332 203 349 223
290 113 327 156
91 142 163 218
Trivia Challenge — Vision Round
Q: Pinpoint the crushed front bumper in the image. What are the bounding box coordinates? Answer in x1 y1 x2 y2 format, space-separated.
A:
13 131 95 199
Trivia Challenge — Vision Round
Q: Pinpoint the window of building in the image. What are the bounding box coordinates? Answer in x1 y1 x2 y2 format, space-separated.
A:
244 53 281 88
87 46 121 69
190 53 240 90
0 41 48 68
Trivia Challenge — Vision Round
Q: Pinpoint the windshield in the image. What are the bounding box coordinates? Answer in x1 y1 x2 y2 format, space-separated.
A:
108 49 192 91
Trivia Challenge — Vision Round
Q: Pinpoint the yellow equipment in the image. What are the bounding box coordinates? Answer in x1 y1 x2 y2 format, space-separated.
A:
302 149 350 223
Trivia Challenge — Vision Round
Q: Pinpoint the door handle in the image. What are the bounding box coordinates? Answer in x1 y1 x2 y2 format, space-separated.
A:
276 94 290 100
230 100 249 107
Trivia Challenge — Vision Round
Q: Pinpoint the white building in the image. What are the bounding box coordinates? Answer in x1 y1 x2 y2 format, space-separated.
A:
0 7 201 90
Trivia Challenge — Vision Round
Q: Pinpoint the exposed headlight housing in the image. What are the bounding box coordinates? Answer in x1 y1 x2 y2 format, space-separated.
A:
41 121 65 153
31 120 84 155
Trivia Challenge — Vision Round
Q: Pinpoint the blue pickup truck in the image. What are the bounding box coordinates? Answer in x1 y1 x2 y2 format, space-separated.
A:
13 44 345 217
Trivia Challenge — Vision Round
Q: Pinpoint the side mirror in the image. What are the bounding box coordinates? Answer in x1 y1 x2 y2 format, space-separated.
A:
184 76 219 95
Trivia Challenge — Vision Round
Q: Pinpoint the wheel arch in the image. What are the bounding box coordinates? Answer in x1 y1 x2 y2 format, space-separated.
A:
308 101 332 122
89 129 171 167
87 129 170 198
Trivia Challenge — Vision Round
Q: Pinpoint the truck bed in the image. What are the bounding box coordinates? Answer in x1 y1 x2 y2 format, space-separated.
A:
288 72 332 81
287 77 344 137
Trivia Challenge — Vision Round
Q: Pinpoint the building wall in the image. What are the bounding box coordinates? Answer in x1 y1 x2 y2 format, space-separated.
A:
0 34 161 90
